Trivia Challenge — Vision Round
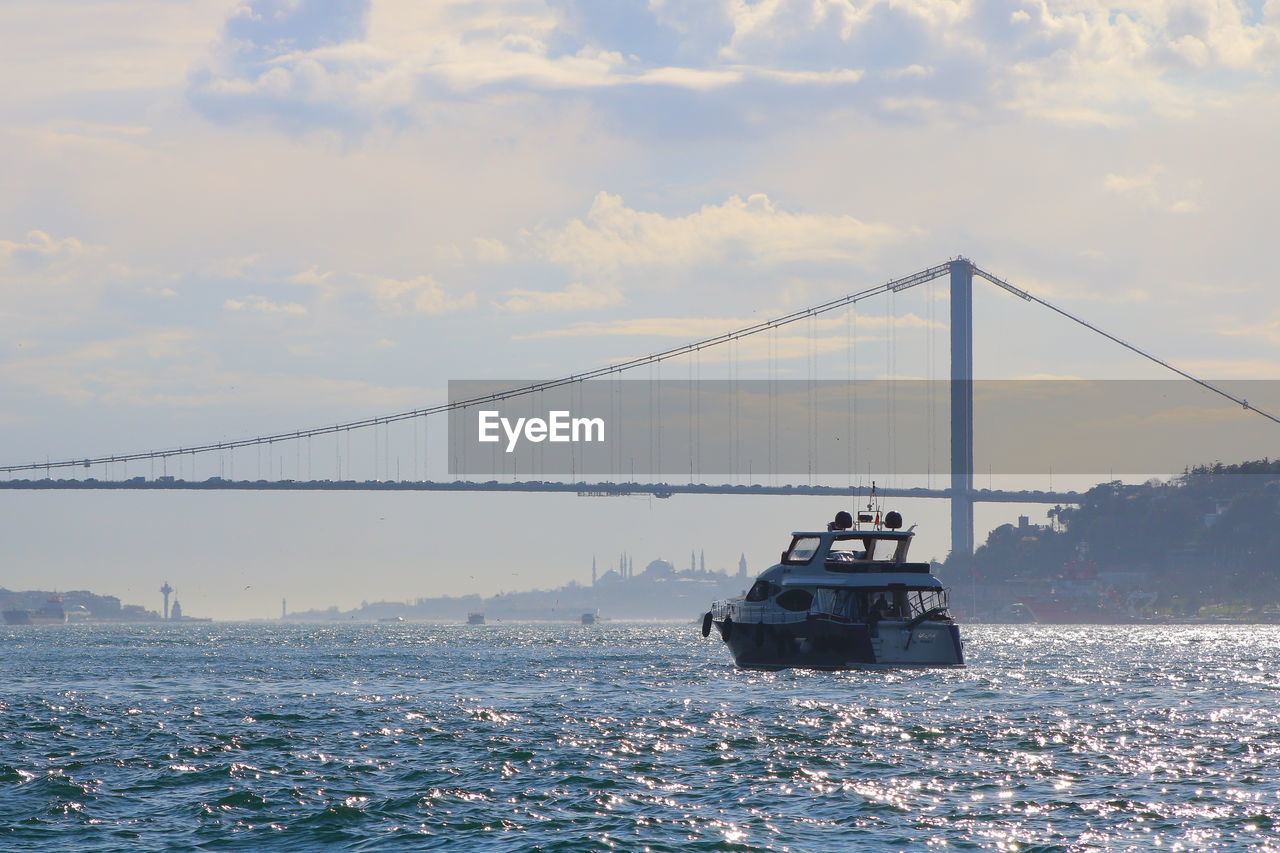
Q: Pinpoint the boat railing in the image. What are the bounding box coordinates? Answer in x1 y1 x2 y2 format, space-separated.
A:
711 600 844 626
712 598 953 626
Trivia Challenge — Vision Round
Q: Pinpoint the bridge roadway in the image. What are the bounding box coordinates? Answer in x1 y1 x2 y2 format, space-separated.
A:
0 477 1080 504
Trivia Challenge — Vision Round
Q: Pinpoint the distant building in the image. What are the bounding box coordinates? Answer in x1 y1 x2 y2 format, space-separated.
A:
287 551 756 622
121 604 156 620
170 599 183 620
643 559 675 579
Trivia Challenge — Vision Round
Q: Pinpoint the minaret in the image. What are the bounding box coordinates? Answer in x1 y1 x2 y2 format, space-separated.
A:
591 556 597 587
690 550 696 572
160 582 173 620
281 598 287 620
700 550 706 572
738 553 747 578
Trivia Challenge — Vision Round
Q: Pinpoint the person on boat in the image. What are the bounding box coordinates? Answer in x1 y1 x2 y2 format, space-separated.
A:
862 595 885 634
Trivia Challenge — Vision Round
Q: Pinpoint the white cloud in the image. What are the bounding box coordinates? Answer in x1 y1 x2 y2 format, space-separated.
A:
368 274 476 315
884 64 934 79
0 229 116 325
0 0 233 102
1180 357 1280 378
0 326 432 409
493 281 622 313
201 253 262 279
223 294 309 315
1217 317 1280 345
515 308 936 340
1104 168 1163 194
0 329 197 405
471 237 510 263
288 265 335 285
538 192 902 278
0 230 89 271
1104 164 1201 213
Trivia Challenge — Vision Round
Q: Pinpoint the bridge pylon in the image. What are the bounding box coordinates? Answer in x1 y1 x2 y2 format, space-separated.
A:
949 259 975 558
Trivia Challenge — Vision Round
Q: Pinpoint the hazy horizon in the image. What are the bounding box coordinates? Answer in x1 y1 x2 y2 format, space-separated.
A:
4 0 1279 619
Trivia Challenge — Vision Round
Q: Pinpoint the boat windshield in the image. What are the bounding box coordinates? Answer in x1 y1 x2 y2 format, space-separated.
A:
827 536 902 563
783 536 822 565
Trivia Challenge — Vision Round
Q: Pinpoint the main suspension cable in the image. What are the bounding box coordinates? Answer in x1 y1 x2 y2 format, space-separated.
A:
2 262 955 474
971 265 1280 427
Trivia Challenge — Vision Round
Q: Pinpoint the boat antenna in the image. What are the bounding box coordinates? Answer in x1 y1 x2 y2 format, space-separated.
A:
856 480 880 528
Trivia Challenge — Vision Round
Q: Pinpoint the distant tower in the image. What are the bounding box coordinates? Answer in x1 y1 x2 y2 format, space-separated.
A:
591 556 597 587
170 599 183 621
690 550 696 572
700 550 706 572
281 598 287 620
628 555 634 578
160 582 173 620
738 553 747 578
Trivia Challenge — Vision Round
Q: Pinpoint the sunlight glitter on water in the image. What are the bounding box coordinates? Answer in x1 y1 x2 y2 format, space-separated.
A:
1 623 1279 851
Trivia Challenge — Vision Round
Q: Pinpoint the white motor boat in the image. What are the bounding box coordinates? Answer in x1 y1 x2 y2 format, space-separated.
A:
702 502 963 670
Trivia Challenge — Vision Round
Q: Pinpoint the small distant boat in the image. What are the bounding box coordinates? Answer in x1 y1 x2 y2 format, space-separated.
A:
999 602 1036 623
3 597 69 626
466 612 485 625
580 611 597 626
702 496 963 670
378 615 406 623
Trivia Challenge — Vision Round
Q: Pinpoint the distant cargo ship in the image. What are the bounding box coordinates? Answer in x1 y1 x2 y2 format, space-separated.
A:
3 597 68 626
467 612 486 625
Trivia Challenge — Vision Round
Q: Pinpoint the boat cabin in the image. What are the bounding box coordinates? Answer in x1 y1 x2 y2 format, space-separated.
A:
740 527 949 623
780 529 922 572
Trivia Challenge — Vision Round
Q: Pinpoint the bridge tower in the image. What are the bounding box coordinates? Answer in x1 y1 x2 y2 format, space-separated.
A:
949 259 974 558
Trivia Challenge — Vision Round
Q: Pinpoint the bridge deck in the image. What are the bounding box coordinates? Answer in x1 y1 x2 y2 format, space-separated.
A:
0 478 1079 503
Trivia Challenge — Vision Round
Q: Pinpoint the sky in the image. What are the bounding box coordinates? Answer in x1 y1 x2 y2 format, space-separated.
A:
2 0 1279 618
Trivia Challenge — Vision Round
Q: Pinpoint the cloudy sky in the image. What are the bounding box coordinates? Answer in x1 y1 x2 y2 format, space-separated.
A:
2 0 1278 618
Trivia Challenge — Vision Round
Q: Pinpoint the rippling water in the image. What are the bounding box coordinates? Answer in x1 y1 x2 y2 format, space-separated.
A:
2 623 1279 851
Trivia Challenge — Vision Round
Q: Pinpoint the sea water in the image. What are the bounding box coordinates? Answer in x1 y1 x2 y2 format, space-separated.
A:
2 623 1278 851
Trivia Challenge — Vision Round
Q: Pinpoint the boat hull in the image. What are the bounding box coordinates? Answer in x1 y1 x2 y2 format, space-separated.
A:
714 616 963 670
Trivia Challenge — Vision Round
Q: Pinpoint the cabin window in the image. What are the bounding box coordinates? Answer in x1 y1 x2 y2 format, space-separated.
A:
855 588 947 619
856 590 905 618
783 536 822 565
775 589 814 612
872 539 903 562
909 588 948 616
827 537 870 561
746 580 778 602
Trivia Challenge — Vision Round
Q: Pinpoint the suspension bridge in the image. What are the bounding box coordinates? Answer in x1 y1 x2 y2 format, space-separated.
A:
3 258 1274 559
